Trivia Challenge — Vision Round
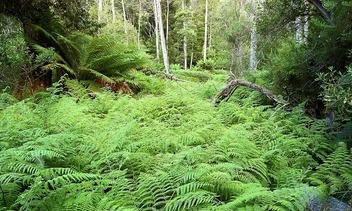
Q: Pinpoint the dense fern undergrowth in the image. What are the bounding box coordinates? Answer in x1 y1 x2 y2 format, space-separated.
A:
0 72 351 211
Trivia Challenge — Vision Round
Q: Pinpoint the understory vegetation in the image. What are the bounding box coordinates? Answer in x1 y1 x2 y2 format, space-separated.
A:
0 72 351 210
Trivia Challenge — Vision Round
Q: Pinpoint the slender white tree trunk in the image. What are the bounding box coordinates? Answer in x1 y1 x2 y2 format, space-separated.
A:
98 0 103 22
203 0 208 61
209 0 213 49
303 15 308 43
249 0 263 72
156 0 170 74
182 0 187 70
166 0 170 49
153 0 160 59
303 0 309 44
295 16 303 44
111 0 116 22
249 21 257 71
121 0 128 38
121 0 129 44
137 0 142 50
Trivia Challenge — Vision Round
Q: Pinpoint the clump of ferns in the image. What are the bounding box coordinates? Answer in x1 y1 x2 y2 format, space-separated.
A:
214 182 321 211
134 166 219 211
0 138 134 210
308 142 352 203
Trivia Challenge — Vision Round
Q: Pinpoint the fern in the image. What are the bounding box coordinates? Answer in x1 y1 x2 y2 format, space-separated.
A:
309 142 352 202
134 167 216 210
1 75 348 210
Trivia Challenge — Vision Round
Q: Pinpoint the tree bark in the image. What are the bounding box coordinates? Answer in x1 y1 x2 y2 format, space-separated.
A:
249 19 257 71
307 0 333 25
295 16 303 44
203 0 208 61
303 0 309 44
249 0 264 72
137 0 142 50
153 0 160 60
111 0 116 22
98 0 103 22
213 79 282 105
121 0 128 40
182 0 187 70
303 14 309 43
166 0 170 49
156 0 170 74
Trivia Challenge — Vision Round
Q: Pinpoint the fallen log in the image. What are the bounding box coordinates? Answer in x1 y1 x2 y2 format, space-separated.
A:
213 79 283 105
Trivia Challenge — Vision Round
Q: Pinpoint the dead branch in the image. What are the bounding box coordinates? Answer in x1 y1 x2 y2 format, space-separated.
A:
213 79 285 105
164 73 188 82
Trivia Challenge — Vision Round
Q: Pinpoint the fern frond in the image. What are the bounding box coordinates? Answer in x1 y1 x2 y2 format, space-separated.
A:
219 183 270 209
164 191 217 211
7 162 40 175
309 142 352 198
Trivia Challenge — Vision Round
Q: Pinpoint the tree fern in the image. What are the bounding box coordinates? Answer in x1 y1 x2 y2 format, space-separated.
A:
32 27 149 88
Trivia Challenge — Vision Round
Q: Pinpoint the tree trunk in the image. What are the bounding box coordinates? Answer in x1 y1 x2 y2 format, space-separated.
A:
249 14 257 71
303 15 309 43
137 0 142 50
249 0 263 72
303 0 309 44
190 51 194 69
166 0 170 49
203 0 208 61
295 16 303 44
111 0 116 22
182 0 187 70
121 0 128 41
98 0 103 22
208 0 214 49
156 0 170 74
153 0 160 60
307 0 333 25
230 43 236 76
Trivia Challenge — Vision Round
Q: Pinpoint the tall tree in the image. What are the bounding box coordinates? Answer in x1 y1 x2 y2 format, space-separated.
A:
203 0 208 61
153 0 160 60
111 0 116 22
182 0 188 70
137 0 142 50
121 0 128 39
249 0 263 72
155 0 170 74
98 0 103 22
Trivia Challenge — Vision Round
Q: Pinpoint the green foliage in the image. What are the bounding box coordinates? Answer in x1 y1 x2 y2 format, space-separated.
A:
309 142 352 201
258 39 318 104
0 76 350 210
316 65 352 120
258 0 352 117
195 59 216 71
33 29 149 83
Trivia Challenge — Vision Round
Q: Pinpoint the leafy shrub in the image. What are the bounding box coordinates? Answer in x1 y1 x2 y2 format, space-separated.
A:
316 66 352 120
